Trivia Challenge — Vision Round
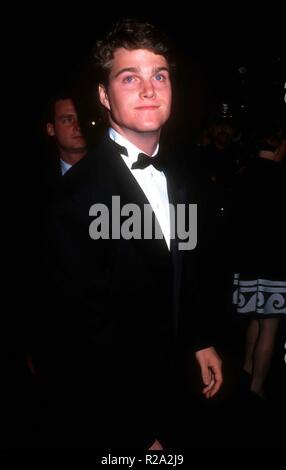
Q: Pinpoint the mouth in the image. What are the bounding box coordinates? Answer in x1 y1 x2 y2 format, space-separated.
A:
134 106 160 110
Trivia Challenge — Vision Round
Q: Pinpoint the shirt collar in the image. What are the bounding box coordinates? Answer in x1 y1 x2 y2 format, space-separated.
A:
108 128 159 169
60 159 72 175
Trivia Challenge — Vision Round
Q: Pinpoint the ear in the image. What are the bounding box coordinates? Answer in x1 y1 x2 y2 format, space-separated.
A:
46 123 55 137
98 84 111 111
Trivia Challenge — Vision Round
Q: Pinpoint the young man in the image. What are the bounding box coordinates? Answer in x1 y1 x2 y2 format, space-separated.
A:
39 19 222 450
46 94 88 175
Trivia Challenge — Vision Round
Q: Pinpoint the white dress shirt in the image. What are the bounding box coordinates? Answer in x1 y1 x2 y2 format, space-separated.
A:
60 159 72 175
109 128 171 249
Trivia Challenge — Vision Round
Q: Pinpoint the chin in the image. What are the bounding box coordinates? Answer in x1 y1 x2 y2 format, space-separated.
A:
138 122 163 132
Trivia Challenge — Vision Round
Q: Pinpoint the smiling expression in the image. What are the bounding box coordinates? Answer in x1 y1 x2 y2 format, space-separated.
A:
99 48 172 141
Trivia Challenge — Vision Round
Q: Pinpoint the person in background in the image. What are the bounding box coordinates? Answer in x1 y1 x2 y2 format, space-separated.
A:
232 121 286 399
45 93 88 176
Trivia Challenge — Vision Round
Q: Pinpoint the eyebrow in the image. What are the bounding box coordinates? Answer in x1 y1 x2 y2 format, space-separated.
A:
58 113 75 119
114 66 170 78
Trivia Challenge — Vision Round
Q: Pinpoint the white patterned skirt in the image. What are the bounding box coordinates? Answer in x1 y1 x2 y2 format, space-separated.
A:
233 274 286 318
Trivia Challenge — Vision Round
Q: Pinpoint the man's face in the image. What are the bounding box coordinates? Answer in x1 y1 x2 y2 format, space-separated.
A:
47 99 87 153
99 48 172 140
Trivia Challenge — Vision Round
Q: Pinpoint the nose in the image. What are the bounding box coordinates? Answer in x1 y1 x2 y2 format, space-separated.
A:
73 119 81 132
140 79 155 99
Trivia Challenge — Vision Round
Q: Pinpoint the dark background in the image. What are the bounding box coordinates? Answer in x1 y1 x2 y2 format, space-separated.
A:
11 8 285 148
4 6 285 450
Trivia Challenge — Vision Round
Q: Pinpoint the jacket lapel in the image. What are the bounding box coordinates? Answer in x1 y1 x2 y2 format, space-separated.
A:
105 136 171 255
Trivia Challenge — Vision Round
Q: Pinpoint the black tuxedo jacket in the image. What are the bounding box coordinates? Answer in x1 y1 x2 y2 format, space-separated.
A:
35 134 217 448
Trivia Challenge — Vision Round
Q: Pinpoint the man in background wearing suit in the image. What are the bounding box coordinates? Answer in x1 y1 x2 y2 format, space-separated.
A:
38 18 223 450
44 93 88 185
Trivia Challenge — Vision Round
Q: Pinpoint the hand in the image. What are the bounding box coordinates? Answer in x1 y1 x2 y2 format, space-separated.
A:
195 346 223 398
148 439 163 450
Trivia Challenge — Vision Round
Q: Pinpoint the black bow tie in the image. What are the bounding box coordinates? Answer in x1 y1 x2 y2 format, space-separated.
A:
110 139 164 171
131 153 164 171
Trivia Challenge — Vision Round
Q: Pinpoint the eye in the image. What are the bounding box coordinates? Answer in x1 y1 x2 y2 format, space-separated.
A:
123 75 135 83
62 116 74 124
154 73 165 81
